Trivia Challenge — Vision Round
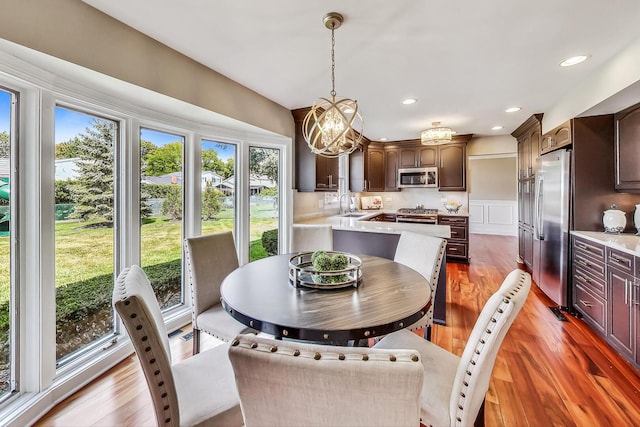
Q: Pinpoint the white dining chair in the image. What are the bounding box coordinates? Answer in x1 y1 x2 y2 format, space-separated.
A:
290 223 333 252
228 333 424 427
394 230 447 340
113 265 243 427
374 269 531 427
184 231 256 354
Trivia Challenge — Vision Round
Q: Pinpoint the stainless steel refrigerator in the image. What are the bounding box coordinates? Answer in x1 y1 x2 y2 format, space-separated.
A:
534 149 571 309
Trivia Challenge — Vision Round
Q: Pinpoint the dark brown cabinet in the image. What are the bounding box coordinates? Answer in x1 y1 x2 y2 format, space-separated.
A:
398 146 437 168
384 149 398 191
571 235 640 370
349 143 385 192
439 215 469 263
513 114 543 271
438 143 466 191
540 121 571 155
315 155 339 191
572 236 607 334
293 107 341 192
615 102 640 192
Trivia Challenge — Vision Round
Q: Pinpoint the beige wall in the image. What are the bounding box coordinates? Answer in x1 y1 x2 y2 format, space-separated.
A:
0 0 294 139
468 157 517 200
467 135 517 156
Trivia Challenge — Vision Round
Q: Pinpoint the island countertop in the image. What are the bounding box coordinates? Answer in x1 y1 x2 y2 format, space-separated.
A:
295 211 451 239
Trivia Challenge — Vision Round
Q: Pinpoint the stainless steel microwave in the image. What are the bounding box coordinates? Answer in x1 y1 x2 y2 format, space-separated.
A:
398 167 438 188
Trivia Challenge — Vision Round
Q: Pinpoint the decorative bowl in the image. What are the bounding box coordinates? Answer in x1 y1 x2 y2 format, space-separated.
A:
443 203 461 214
289 251 362 289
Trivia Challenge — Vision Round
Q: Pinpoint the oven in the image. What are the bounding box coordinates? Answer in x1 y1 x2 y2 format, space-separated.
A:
396 208 439 224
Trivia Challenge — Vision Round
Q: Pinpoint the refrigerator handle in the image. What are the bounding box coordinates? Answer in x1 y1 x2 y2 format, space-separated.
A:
534 174 544 240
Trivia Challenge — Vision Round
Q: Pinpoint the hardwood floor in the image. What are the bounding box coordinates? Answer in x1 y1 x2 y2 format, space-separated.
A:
36 234 640 426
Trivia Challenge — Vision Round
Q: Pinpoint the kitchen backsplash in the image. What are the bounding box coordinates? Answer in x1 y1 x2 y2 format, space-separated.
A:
293 188 468 220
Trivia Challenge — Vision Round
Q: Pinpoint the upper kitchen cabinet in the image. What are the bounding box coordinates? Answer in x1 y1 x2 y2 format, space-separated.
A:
540 120 571 155
615 102 640 192
513 114 543 179
438 141 468 191
385 148 399 191
292 107 343 192
349 142 385 192
398 145 438 168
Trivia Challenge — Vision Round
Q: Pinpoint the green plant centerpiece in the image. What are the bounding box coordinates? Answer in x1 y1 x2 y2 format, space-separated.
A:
311 251 349 284
288 250 362 289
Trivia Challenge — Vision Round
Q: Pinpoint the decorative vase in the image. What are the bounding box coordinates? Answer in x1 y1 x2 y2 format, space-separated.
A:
634 204 640 235
603 204 626 234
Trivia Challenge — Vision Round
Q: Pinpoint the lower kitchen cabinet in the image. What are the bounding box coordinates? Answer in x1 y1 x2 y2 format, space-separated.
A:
439 214 469 263
608 266 635 359
571 234 640 370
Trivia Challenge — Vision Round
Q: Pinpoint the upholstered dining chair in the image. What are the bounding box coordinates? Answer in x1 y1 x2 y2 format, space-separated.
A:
290 223 333 252
184 231 256 354
393 230 447 340
112 265 243 427
374 269 531 427
228 333 424 427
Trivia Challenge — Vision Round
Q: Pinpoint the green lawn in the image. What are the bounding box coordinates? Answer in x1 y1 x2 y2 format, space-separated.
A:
0 206 278 304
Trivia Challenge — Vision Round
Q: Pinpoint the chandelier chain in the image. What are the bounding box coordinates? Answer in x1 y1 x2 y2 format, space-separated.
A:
330 23 336 97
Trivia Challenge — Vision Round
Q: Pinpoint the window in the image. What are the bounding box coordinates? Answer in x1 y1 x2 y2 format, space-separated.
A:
201 140 236 236
140 128 185 310
54 107 117 363
248 146 280 261
0 87 16 399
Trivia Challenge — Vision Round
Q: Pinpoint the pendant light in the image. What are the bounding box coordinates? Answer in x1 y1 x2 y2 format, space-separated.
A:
302 12 364 158
421 122 452 145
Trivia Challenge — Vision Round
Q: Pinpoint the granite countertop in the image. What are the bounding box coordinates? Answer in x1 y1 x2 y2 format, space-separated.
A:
572 230 640 256
295 211 451 239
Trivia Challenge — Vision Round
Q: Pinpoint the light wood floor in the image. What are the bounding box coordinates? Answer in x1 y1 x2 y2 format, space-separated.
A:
36 234 640 426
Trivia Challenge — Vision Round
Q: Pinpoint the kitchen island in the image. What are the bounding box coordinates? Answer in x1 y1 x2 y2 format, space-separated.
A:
295 212 452 326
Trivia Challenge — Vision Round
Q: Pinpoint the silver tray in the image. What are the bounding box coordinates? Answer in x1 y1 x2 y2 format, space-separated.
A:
289 251 362 289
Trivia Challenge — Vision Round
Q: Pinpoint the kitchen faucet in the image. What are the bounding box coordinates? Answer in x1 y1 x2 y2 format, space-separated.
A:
339 192 351 215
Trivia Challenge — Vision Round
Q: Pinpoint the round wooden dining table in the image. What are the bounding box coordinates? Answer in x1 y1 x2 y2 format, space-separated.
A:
220 253 431 343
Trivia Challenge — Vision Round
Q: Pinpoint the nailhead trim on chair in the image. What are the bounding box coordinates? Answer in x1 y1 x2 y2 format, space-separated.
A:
409 240 447 332
231 337 421 364
114 268 179 427
452 271 528 426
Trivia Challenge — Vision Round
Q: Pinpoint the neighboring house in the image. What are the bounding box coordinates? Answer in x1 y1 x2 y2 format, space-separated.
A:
142 172 275 196
54 157 80 181
0 158 9 179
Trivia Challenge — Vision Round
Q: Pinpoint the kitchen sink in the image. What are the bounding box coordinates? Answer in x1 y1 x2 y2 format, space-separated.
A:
339 213 368 218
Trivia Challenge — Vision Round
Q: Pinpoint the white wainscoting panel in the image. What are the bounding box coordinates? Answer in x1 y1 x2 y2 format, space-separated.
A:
469 200 517 236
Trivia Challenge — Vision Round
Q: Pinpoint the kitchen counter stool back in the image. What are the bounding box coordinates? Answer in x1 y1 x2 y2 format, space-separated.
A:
184 231 256 354
394 231 446 340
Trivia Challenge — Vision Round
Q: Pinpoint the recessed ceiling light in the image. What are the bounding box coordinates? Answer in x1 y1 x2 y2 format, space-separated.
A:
491 125 504 131
380 137 388 141
560 55 590 67
402 98 418 105
505 107 521 113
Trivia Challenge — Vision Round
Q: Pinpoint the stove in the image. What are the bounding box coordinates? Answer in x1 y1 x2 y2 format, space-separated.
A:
396 208 439 224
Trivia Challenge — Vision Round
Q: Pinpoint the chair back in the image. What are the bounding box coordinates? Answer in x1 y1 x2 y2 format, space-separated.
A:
449 269 531 426
291 224 333 253
113 265 180 427
228 334 424 427
184 231 239 319
394 231 446 330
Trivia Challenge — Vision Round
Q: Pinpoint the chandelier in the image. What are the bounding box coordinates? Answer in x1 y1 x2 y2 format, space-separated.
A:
421 122 452 145
303 12 364 158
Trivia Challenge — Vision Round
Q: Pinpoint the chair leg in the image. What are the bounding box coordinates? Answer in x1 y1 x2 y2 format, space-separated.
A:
423 325 432 341
474 397 486 427
192 328 201 355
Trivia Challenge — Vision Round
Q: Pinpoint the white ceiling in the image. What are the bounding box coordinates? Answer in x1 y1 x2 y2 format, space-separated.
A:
81 0 640 141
